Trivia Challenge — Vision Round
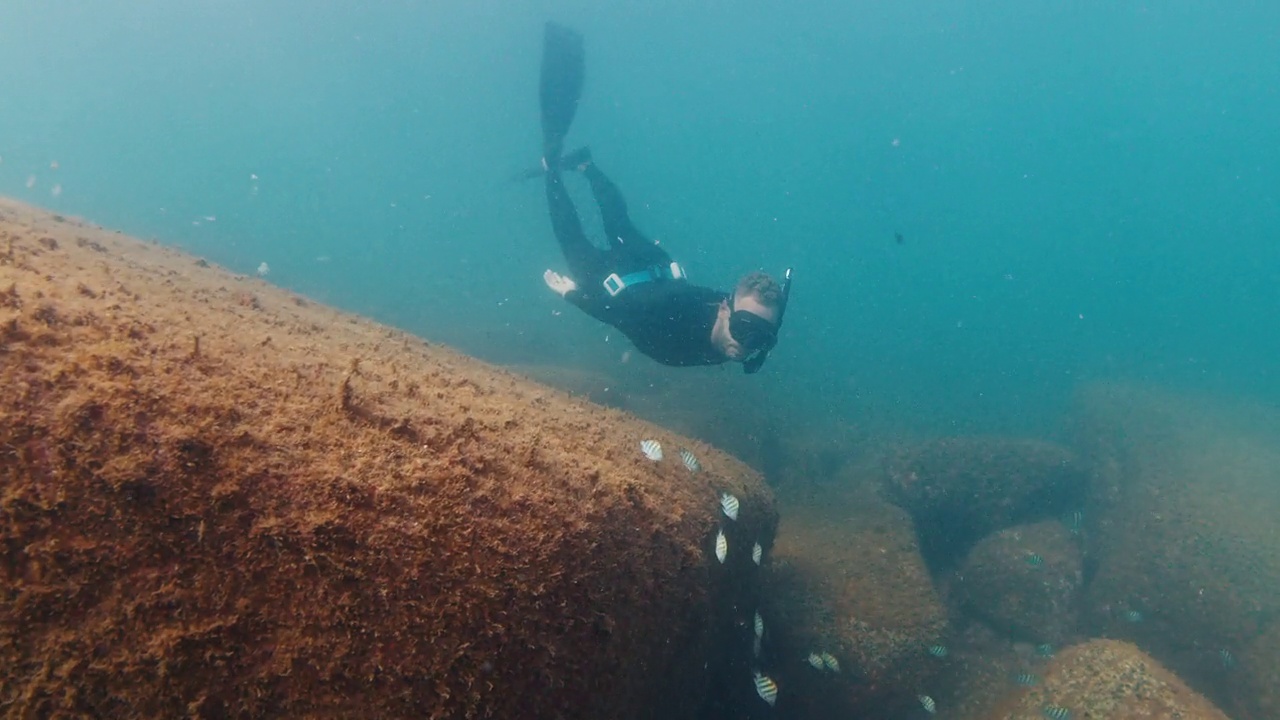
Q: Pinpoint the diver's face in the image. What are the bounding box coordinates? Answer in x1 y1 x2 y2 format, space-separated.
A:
713 295 777 361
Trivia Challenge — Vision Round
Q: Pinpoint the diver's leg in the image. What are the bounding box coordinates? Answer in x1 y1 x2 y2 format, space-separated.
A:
545 170 604 282
583 163 649 248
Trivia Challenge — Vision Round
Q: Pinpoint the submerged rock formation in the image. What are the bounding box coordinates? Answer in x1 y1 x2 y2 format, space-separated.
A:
1073 383 1280 719
882 436 1086 567
953 520 1083 646
0 199 777 719
991 639 1230 719
758 485 948 718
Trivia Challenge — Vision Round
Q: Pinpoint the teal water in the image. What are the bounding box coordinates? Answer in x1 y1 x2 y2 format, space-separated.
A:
3 2 1278 435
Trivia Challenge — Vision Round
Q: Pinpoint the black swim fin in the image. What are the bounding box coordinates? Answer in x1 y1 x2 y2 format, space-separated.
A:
540 22 584 159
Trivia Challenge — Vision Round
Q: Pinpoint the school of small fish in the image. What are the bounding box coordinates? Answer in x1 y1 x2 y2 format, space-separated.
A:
1013 672 1039 686
1067 510 1084 535
720 492 740 521
818 651 839 673
679 448 701 472
1219 648 1236 669
639 439 663 461
753 672 778 706
622 431 1206 717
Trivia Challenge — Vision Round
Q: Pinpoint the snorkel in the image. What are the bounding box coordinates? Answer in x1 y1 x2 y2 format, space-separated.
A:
740 267 792 374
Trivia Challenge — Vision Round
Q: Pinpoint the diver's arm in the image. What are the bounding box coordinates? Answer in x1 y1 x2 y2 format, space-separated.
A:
544 269 614 323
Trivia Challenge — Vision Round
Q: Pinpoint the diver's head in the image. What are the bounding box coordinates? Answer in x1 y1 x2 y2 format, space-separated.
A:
713 271 783 362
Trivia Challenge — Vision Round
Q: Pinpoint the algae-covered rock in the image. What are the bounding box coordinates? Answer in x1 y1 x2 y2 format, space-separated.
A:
991 639 1231 719
882 437 1086 565
1073 383 1280 718
928 621 1050 720
757 485 948 718
1236 620 1280 718
953 521 1083 646
516 361 779 477
0 198 777 720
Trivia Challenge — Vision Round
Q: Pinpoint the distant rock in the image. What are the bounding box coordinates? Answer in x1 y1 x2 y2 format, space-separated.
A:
953 520 1083 646
1073 382 1280 719
758 486 948 717
882 436 1087 566
990 639 1230 719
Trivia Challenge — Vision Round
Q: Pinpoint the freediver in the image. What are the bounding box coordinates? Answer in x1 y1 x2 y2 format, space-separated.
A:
529 22 792 373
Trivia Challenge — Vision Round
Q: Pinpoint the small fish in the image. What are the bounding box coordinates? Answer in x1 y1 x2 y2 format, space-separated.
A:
679 448 701 472
1069 510 1084 531
753 611 764 639
752 542 763 566
640 439 663 461
1219 648 1236 669
720 492 740 521
1122 609 1143 623
50 183 63 198
256 261 270 277
918 694 937 714
927 644 948 658
1026 553 1043 568
820 652 840 673
894 231 904 244
806 653 824 670
1042 705 1071 720
1035 643 1055 658
753 672 778 706
1013 672 1039 686
25 175 36 189
752 634 762 658
714 530 728 564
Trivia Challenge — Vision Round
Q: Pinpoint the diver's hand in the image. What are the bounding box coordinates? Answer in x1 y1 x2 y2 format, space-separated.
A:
543 269 577 297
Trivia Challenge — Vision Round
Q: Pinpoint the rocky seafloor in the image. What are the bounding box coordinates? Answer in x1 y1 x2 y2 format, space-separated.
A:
3 198 1269 719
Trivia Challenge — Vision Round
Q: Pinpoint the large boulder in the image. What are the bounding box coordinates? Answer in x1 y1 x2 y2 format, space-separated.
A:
990 639 1231 719
952 520 1083 646
882 437 1087 566
757 483 948 718
515 361 781 477
1072 383 1280 718
0 199 777 719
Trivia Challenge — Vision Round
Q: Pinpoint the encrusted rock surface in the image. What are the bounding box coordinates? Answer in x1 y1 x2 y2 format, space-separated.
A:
953 520 1083 646
0 198 777 719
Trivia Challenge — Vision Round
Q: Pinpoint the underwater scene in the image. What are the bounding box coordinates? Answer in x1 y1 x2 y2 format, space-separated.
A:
3 2 1279 719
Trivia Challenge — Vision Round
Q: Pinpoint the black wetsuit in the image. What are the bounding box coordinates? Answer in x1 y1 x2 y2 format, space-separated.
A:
546 164 729 367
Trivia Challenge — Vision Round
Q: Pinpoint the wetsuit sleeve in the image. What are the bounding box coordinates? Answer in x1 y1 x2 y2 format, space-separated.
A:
563 288 614 324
